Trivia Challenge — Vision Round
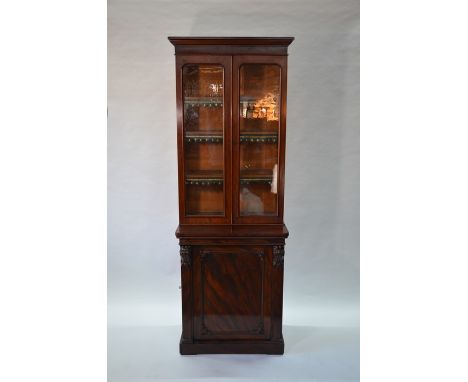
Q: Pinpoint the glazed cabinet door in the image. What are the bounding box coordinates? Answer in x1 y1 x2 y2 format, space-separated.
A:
232 56 287 223
192 246 272 340
176 56 232 223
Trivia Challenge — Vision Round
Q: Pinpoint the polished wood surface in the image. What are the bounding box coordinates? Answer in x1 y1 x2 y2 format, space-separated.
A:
169 37 294 56
179 241 285 355
169 37 295 45
176 224 289 238
193 246 271 339
171 37 293 355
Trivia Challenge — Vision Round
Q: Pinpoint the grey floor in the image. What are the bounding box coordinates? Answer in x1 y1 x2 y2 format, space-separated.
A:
108 325 359 382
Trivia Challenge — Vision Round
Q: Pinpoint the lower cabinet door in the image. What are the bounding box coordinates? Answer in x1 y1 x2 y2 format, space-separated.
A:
192 246 272 340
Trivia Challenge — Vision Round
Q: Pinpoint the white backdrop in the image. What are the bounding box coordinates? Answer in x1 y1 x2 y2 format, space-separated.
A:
108 0 359 380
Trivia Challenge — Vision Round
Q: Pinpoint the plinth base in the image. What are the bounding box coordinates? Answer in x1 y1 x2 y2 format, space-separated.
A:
179 336 285 355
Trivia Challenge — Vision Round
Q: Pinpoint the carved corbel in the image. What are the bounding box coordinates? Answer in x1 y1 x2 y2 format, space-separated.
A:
180 245 191 267
273 245 284 267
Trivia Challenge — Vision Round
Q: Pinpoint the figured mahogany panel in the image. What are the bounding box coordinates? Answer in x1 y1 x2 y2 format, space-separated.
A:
193 246 271 340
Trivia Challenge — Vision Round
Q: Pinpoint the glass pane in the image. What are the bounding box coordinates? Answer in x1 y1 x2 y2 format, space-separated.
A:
183 64 224 216
239 64 280 216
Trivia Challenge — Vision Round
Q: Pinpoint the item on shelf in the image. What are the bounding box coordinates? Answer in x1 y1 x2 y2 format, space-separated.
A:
271 164 278 194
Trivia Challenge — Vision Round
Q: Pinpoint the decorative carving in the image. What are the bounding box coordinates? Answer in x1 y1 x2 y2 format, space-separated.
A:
180 245 191 267
273 245 284 267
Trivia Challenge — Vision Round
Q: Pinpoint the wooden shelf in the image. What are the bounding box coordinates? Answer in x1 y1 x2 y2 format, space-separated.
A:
185 170 223 185
240 169 273 185
185 169 273 185
186 211 224 216
185 130 223 143
184 97 223 107
240 131 277 143
184 131 277 144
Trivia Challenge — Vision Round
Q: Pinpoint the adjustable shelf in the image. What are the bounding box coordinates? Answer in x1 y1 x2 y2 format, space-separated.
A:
185 130 223 143
184 97 223 107
185 170 223 186
240 131 278 143
185 169 273 186
240 169 273 185
184 131 277 144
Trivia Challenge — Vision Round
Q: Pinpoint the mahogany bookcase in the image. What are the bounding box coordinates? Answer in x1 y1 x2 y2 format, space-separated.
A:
169 37 294 354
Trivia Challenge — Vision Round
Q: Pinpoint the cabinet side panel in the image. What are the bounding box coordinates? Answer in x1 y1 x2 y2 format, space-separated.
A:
271 245 285 340
180 245 193 342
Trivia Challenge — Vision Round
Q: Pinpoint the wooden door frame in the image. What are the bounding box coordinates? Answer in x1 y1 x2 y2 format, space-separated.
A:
232 55 287 224
175 55 233 224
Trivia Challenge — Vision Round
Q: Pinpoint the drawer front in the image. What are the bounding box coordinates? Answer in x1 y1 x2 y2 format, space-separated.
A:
192 246 272 340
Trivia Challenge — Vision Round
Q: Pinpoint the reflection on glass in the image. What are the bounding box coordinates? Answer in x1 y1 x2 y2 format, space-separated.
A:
239 64 280 216
183 64 224 216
